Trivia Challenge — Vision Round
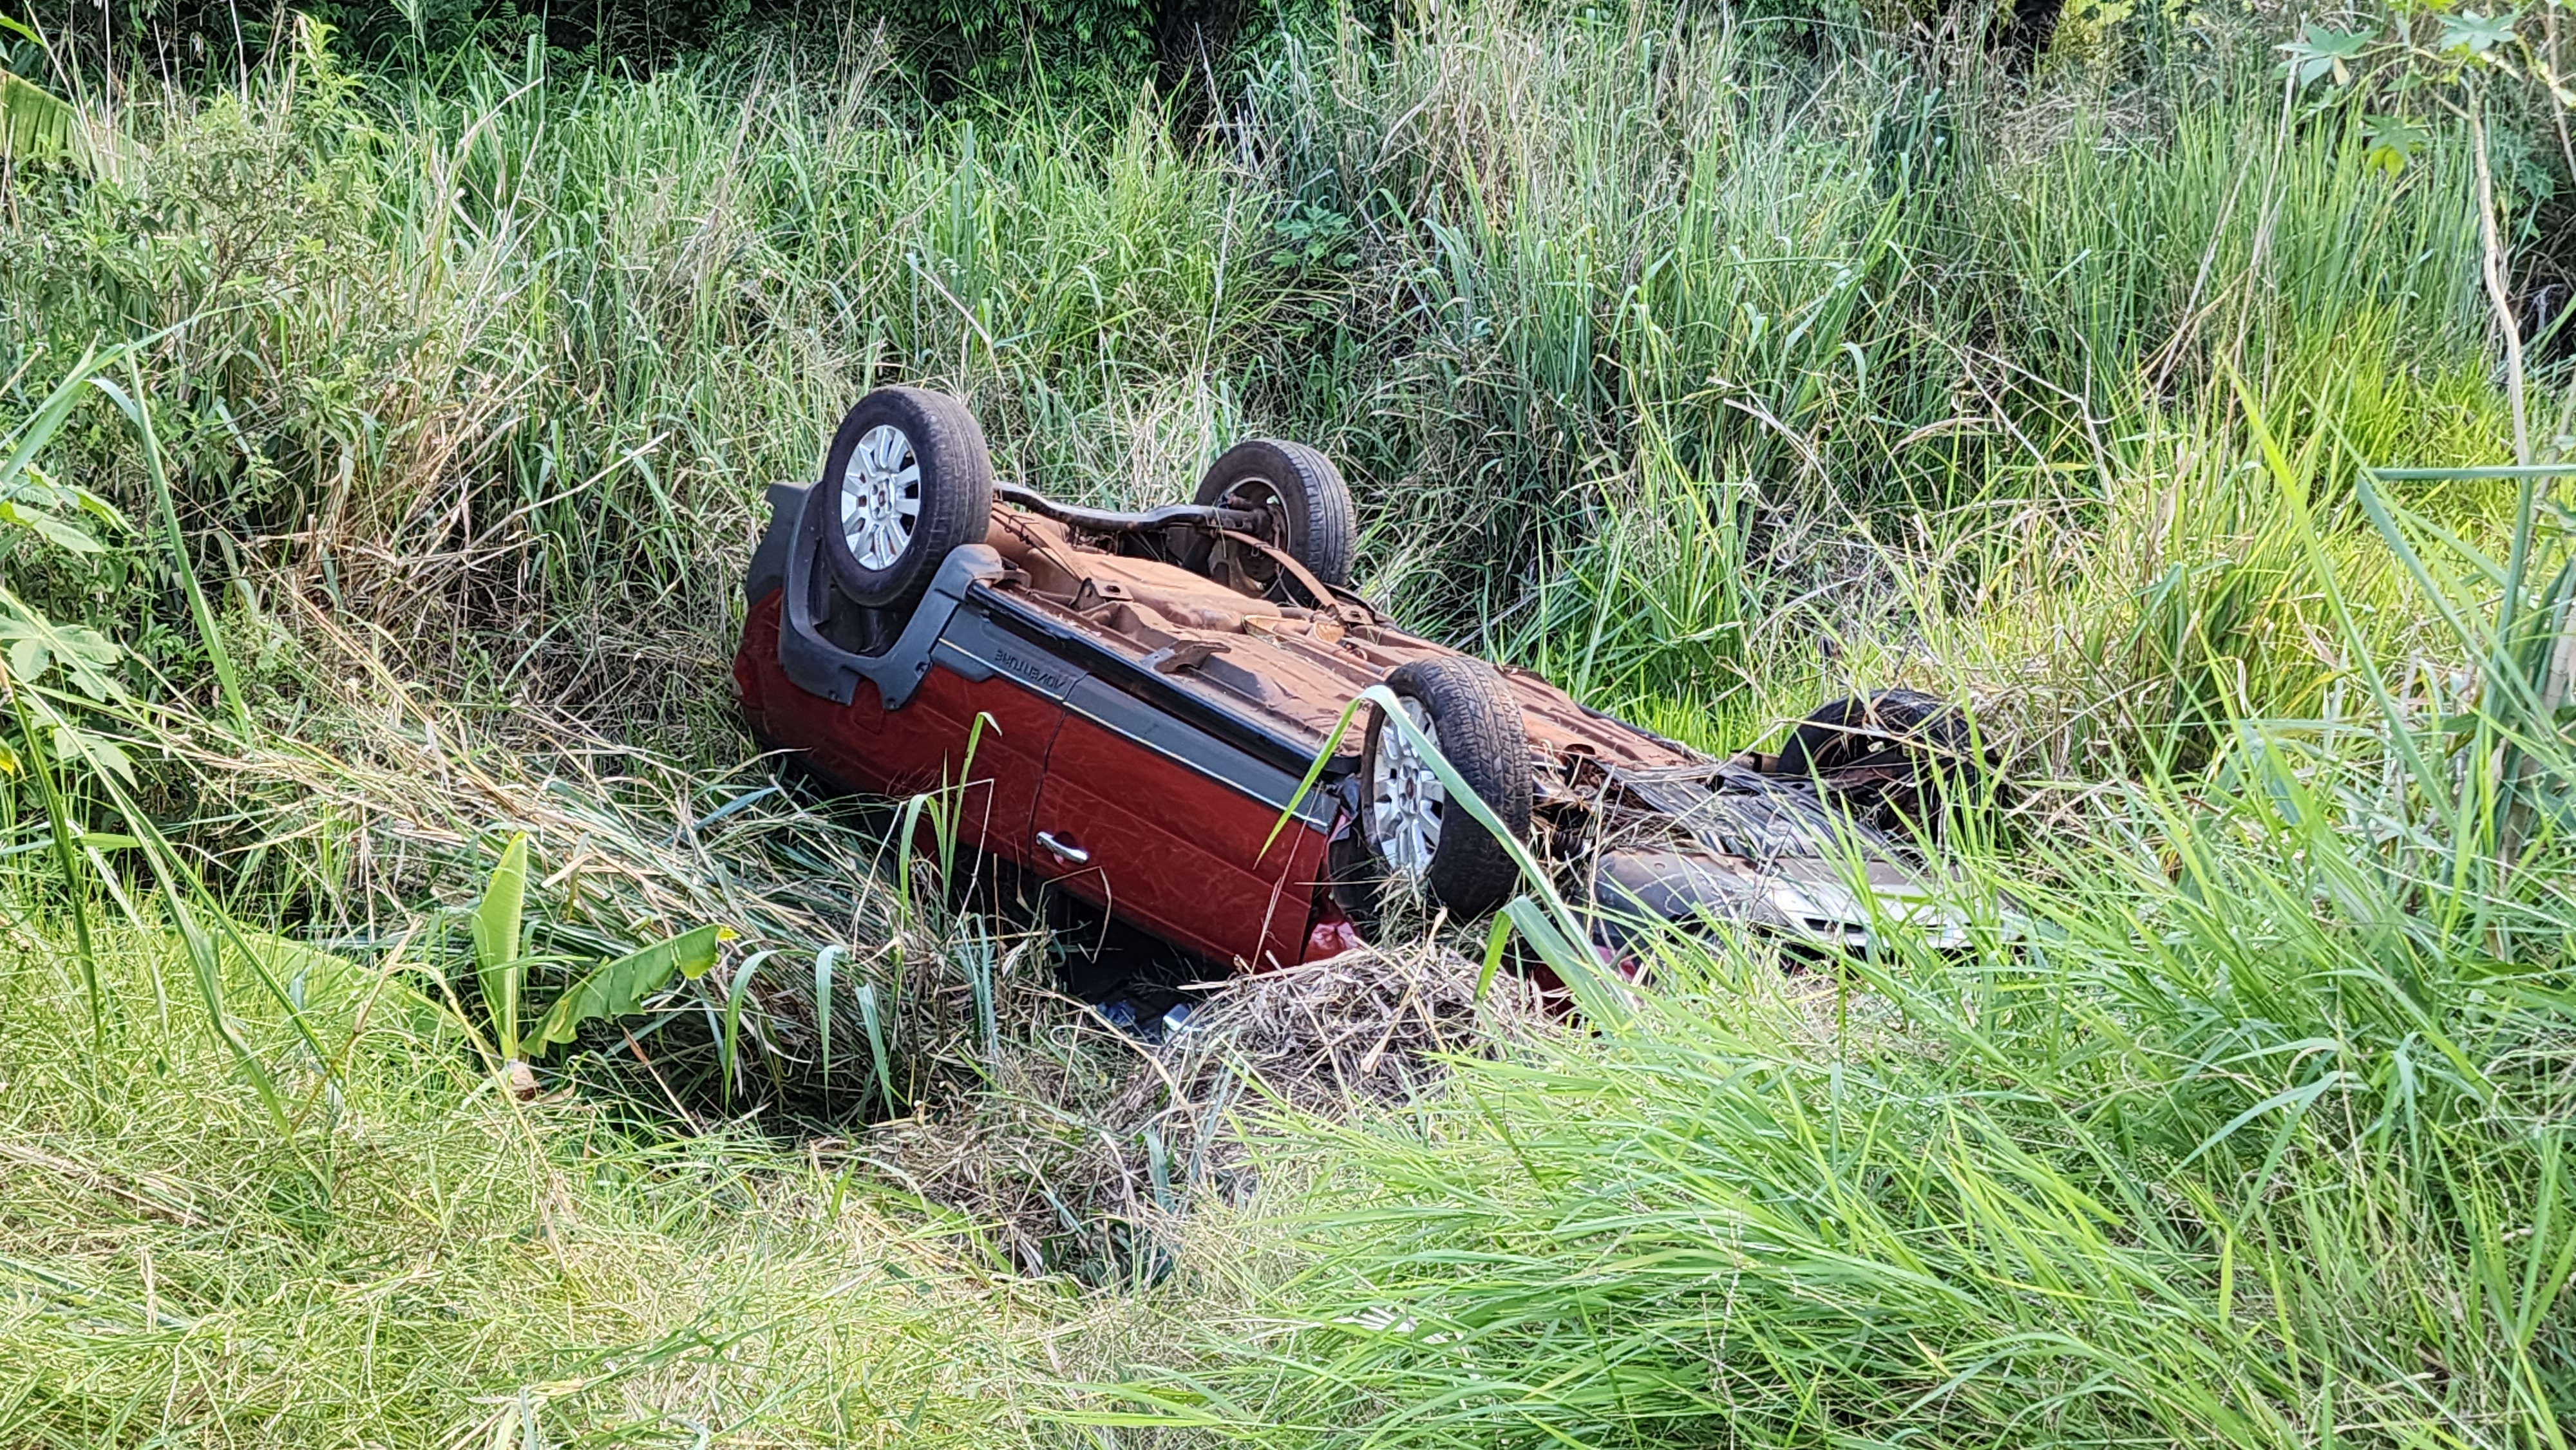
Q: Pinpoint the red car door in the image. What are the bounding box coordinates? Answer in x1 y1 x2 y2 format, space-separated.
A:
884 666 1065 855
1030 674 1330 970
737 590 1068 860
882 598 1084 858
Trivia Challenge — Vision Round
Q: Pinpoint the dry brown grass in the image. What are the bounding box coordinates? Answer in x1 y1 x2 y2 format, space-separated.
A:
857 940 1557 1277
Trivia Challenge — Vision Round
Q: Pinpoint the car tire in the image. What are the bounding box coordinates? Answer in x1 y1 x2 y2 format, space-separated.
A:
815 387 995 615
1354 656 1533 920
1182 439 1358 596
1776 689 1987 835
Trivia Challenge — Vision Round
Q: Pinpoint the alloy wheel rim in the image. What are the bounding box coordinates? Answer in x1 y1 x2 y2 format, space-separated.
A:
1368 697 1444 880
840 424 922 570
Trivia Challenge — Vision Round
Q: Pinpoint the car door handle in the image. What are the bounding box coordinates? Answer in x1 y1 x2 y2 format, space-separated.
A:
1036 830 1090 865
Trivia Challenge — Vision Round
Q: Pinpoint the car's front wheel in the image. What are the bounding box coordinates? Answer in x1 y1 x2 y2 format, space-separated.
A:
816 387 995 616
1348 657 1533 921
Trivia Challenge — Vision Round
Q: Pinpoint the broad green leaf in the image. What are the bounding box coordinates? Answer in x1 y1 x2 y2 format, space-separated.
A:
0 498 103 552
47 722 133 785
2362 114 2428 176
64 480 126 529
0 69 84 170
2440 10 2518 55
530 923 727 1051
0 593 124 701
473 834 529 1061
2278 23 2374 86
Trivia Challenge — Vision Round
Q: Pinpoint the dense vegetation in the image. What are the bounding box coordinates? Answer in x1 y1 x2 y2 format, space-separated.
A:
23 0 1326 105
3 0 2573 1443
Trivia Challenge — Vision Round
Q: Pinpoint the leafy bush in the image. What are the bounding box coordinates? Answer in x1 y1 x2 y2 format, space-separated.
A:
23 0 1303 97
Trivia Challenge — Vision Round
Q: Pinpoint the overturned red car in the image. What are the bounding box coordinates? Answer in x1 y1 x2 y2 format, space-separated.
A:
735 388 1979 974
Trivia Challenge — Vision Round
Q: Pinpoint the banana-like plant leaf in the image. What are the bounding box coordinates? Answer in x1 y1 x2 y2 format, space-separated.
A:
0 69 85 169
472 834 528 1061
531 923 726 1051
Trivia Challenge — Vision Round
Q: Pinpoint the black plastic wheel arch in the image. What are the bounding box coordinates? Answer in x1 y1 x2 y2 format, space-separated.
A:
764 481 1005 710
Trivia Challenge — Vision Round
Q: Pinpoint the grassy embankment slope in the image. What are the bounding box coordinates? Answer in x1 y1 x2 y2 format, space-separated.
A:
3 2 2571 1444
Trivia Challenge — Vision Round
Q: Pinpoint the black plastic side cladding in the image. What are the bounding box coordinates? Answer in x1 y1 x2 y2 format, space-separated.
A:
744 482 804 605
757 480 1351 829
770 481 1006 710
933 596 1338 828
965 584 1354 787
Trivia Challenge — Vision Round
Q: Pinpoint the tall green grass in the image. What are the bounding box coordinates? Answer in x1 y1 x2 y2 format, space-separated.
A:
0 919 1125 1447
1146 787 2575 1442
1112 431 2576 1446
0 1 2515 755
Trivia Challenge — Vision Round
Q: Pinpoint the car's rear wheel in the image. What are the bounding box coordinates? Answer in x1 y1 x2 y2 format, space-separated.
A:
1181 439 1357 600
817 387 994 614
1350 657 1533 920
